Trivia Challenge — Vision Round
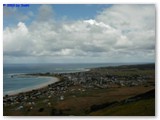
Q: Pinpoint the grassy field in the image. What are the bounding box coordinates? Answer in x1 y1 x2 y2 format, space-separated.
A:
4 86 154 116
90 98 155 116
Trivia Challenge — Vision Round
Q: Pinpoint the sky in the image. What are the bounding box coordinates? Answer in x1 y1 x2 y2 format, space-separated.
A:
3 4 155 64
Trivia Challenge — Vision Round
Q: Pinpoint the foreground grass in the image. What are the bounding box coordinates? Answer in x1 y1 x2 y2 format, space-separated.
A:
3 86 155 116
90 98 155 116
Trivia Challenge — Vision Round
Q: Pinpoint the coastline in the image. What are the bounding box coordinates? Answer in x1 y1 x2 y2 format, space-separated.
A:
3 63 154 97
4 76 60 96
3 67 90 97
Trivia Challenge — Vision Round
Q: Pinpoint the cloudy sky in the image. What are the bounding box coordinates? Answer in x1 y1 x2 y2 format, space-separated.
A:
3 4 155 64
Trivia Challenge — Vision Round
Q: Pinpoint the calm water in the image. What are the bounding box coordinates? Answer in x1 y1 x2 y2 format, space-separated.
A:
3 63 139 95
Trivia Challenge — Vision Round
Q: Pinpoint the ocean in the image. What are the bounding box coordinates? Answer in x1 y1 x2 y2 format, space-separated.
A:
3 63 140 95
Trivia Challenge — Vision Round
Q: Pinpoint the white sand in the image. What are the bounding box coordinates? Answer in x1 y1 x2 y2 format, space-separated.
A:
4 77 59 96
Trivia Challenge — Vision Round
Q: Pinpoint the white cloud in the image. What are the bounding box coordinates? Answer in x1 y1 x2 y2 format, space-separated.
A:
3 4 155 63
3 22 33 57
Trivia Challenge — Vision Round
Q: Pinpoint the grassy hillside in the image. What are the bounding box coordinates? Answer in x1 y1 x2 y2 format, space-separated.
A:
90 98 155 116
90 89 155 116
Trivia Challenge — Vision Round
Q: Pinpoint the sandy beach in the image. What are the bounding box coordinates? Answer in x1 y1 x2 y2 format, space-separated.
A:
4 76 59 96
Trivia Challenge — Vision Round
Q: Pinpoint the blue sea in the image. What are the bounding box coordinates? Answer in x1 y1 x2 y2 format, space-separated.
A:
3 63 141 95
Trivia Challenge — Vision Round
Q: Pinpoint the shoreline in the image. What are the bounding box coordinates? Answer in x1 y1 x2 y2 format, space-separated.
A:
3 68 90 97
3 63 154 97
3 68 93 97
4 76 60 96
